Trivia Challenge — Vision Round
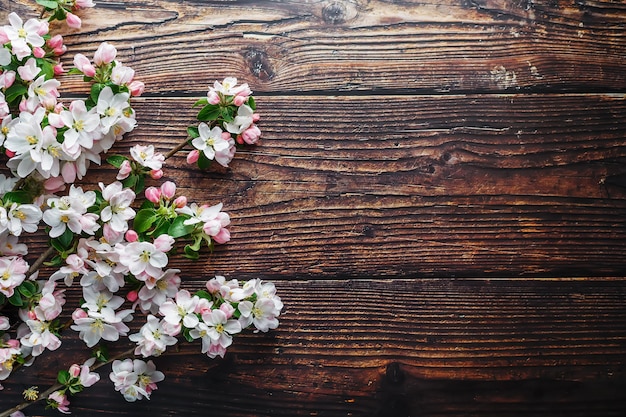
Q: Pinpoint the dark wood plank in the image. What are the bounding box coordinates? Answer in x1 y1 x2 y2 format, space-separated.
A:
2 0 626 94
4 94 616 279
1 279 625 416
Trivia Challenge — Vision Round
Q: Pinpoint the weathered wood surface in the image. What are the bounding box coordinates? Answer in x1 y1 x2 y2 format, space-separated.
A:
1 0 626 415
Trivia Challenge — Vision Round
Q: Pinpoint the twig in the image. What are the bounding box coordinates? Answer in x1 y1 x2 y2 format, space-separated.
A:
27 246 56 277
164 137 191 160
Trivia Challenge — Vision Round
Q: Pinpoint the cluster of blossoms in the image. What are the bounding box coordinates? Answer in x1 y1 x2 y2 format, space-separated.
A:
0 3 280 415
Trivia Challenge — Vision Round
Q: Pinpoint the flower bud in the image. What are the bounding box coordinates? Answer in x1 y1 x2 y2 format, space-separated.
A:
126 290 138 302
186 149 200 164
173 196 187 209
212 228 231 244
0 316 9 331
154 234 175 252
33 47 45 58
145 186 161 203
116 159 132 180
47 34 64 49
219 302 235 318
0 70 15 89
76 0 96 8
160 181 176 199
69 364 81 378
129 80 145 97
207 91 220 105
149 169 163 180
125 229 139 242
73 54 95 77
72 308 88 321
53 63 65 75
111 65 134 85
0 28 9 44
36 20 49 36
233 95 246 106
5 149 15 158
66 12 82 29
252 113 260 122
43 176 66 193
94 42 117 66
241 124 261 145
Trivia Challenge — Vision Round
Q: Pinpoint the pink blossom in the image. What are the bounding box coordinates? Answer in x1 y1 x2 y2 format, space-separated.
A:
48 390 70 414
253 113 260 122
0 70 15 89
186 149 200 164
145 187 161 203
0 28 8 44
33 46 45 58
127 290 138 302
17 58 41 81
233 95 246 106
116 159 132 180
153 234 174 252
66 12 82 29
35 19 49 36
94 42 117 66
0 316 9 330
125 229 139 242
129 80 145 97
72 308 88 321
173 196 187 209
207 90 220 105
73 53 96 77
53 63 65 75
47 34 64 49
76 0 96 9
69 363 81 378
149 169 163 179
160 181 176 200
111 65 134 85
241 124 262 145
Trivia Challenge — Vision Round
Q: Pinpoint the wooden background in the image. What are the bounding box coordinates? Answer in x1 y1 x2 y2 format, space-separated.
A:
1 0 626 415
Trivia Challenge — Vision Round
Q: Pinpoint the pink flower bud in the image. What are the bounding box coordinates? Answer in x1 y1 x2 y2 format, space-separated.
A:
7 339 19 349
233 95 246 106
66 12 82 29
33 46 45 58
44 176 66 193
129 80 145 97
73 54 95 77
1 70 15 89
126 290 138 302
94 42 117 66
236 135 244 145
186 149 200 164
207 91 220 105
212 228 231 244
47 34 64 49
76 0 95 8
160 181 176 199
72 308 88 321
27 310 37 320
36 20 49 36
241 124 261 145
116 159 132 180
111 65 134 85
252 113 260 122
5 149 15 158
219 302 235 318
69 364 81 378
125 229 139 242
145 186 161 203
173 196 187 209
154 234 175 252
53 63 65 75
221 131 232 140
149 169 163 180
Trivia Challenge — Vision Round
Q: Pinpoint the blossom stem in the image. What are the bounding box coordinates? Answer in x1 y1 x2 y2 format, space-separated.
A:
164 137 191 160
27 246 56 277
0 347 136 417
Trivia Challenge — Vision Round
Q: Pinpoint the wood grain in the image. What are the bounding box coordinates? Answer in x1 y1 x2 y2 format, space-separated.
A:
1 279 625 416
3 0 626 94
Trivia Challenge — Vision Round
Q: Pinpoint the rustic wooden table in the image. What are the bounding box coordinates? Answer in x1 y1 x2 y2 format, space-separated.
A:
1 0 626 415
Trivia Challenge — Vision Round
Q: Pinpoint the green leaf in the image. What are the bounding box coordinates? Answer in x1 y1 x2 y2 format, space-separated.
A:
133 208 157 233
52 6 67 22
90 83 105 104
2 190 31 204
197 151 212 170
106 155 128 168
4 84 28 103
148 219 171 237
36 0 59 9
50 238 66 254
221 106 235 123
93 344 109 362
182 328 194 343
195 290 213 301
17 281 37 299
248 96 256 111
0 293 5 305
187 126 199 139
122 174 138 189
68 384 83 395
57 227 74 249
167 216 194 238
67 68 84 75
135 175 146 194
192 98 209 108
57 370 70 386
39 59 55 80
44 255 64 267
197 104 221 121
8 292 24 307
184 244 200 260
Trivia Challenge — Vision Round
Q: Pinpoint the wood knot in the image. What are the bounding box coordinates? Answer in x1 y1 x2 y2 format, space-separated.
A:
244 48 275 81
385 362 405 385
322 1 347 24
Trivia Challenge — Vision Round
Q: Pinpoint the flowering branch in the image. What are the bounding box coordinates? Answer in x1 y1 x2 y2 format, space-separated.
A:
0 1 280 414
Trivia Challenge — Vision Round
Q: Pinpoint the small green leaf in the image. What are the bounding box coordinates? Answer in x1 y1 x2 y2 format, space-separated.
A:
44 255 64 267
93 344 109 362
17 281 37 299
182 327 194 343
122 174 138 189
39 59 55 80
197 151 212 170
18 284 33 298
187 126 199 139
57 227 74 249
197 104 221 121
57 370 70 386
2 191 31 204
148 219 171 237
167 216 194 238
248 96 256 110
106 155 128 168
67 68 84 75
192 98 209 108
221 106 235 123
135 175 146 194
195 290 213 301
36 0 59 9
8 292 24 307
50 239 66 254
4 84 27 103
68 384 83 395
90 83 105 104
184 244 199 260
133 208 157 233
